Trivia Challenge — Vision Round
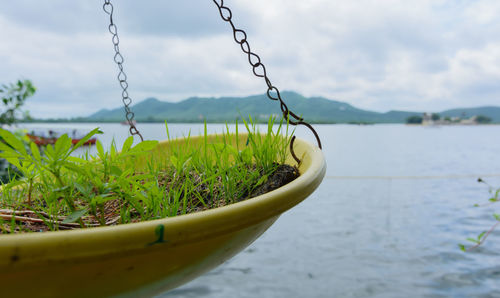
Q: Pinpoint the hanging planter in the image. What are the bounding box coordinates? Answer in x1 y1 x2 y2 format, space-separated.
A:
0 1 326 296
0 132 325 297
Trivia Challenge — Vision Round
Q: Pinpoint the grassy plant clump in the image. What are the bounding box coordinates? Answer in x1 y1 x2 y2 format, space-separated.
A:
0 117 298 234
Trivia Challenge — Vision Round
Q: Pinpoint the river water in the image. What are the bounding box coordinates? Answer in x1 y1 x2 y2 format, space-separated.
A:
18 123 500 297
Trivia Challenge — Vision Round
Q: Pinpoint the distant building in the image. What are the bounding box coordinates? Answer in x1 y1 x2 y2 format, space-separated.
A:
408 112 490 125
422 113 484 125
422 113 434 125
459 115 476 125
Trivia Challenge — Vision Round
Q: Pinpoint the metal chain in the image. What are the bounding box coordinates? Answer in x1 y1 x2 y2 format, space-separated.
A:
103 0 144 141
212 0 322 151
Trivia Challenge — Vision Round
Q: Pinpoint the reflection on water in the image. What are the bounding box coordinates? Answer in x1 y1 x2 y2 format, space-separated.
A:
17 123 500 297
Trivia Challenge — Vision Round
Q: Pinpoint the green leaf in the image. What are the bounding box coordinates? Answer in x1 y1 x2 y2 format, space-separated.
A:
0 141 20 157
466 237 479 244
44 144 55 160
73 182 90 197
478 231 486 241
96 140 105 158
53 185 70 193
4 157 21 169
0 149 21 161
170 155 177 165
255 174 269 187
30 142 41 162
4 179 25 190
125 195 144 215
240 147 253 164
67 156 86 163
0 128 26 155
494 213 500 221
62 208 88 224
22 163 36 176
165 120 170 140
110 165 122 176
119 168 133 178
70 128 102 153
121 136 134 153
182 157 192 170
92 194 113 205
54 134 71 157
458 244 466 252
129 140 159 154
63 162 86 176
225 144 238 157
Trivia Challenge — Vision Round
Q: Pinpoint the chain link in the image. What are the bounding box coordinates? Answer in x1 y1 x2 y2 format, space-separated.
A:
101 0 321 150
103 0 144 141
212 0 322 150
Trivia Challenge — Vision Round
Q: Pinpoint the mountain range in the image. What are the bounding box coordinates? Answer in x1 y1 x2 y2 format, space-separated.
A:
80 91 500 124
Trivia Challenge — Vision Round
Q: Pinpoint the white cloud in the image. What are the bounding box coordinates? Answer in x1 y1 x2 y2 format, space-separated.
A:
1 0 500 118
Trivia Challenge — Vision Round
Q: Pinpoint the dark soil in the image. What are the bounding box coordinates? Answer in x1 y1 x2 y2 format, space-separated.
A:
249 164 299 198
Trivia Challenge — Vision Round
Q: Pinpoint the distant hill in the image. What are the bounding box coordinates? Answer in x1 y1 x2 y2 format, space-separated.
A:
80 91 499 124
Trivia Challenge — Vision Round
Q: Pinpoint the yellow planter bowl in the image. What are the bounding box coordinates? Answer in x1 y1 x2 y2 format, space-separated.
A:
0 134 326 297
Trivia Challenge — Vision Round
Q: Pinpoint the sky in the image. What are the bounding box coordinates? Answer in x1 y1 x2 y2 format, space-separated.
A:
1 0 500 119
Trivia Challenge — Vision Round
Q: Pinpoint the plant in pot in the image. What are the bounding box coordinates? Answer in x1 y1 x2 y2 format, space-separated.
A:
0 118 298 233
0 1 326 296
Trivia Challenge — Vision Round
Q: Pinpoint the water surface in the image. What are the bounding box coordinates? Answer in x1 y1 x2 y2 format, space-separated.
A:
19 123 500 297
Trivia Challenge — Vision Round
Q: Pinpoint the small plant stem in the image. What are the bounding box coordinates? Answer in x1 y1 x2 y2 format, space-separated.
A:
99 204 106 226
0 209 66 221
468 221 500 251
0 214 85 227
27 181 32 207
78 218 87 228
